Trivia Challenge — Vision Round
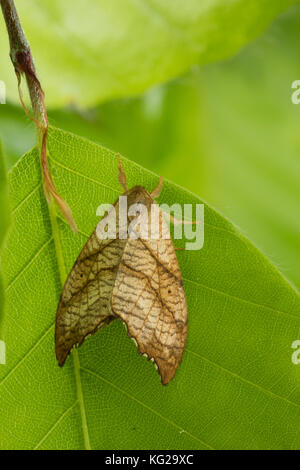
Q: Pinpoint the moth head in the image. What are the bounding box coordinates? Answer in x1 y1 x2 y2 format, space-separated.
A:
125 186 154 208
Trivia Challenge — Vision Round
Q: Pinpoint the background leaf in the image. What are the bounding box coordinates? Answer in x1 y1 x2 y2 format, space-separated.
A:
0 127 300 449
0 0 297 106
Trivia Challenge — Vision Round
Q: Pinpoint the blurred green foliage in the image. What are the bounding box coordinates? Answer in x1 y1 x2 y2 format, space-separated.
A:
0 0 295 106
1 4 300 288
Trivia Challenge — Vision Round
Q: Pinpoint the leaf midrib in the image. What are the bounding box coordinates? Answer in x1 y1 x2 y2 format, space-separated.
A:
47 189 92 450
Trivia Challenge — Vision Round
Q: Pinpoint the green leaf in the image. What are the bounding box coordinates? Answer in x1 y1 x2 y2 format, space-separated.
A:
0 0 297 107
0 139 9 364
1 127 300 449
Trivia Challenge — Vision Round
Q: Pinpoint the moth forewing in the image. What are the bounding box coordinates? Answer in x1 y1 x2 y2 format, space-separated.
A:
55 197 127 366
55 186 152 366
111 199 188 385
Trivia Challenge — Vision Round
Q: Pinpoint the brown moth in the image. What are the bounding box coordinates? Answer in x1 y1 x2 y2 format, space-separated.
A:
55 157 188 385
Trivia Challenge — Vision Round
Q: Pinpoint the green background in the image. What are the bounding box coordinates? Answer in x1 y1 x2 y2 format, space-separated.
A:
0 0 300 450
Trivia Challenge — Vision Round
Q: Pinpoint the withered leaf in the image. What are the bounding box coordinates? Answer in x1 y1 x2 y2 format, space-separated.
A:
55 159 188 385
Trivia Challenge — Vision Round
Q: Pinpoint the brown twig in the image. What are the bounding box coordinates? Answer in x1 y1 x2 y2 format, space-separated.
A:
0 0 77 233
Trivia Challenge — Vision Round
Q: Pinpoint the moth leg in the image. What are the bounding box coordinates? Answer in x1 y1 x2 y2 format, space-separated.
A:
162 212 200 225
151 176 163 199
118 154 128 192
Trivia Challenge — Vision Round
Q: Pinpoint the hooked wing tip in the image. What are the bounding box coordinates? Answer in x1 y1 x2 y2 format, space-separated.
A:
55 343 69 367
56 353 67 368
159 366 176 386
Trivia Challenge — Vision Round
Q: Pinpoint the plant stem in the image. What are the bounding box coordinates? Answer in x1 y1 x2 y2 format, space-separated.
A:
0 0 77 233
0 0 46 127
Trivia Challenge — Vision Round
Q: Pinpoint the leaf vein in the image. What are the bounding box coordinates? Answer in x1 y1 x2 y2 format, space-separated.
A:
185 348 300 411
81 366 214 450
183 277 300 322
5 237 54 292
33 401 79 450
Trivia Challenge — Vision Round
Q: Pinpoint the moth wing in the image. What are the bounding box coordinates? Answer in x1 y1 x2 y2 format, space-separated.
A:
111 206 188 385
55 202 127 366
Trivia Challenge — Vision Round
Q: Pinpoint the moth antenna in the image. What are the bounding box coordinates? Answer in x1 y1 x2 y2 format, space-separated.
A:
151 176 163 199
118 154 128 192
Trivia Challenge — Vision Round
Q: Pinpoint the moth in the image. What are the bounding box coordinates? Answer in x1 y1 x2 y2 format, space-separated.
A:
55 157 188 385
